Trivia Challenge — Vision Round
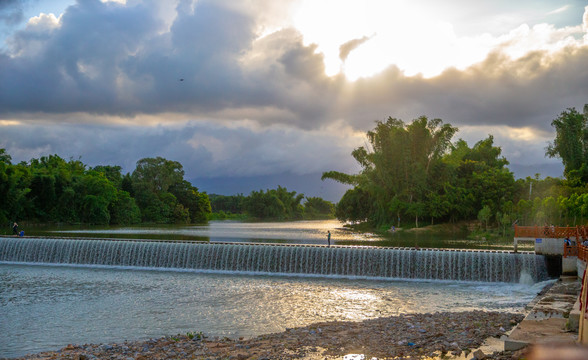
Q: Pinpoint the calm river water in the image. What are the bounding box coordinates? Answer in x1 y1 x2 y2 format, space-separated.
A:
26 219 518 250
0 220 540 357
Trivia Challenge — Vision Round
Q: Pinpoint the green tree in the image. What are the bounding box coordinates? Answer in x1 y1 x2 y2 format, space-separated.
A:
242 186 303 220
109 190 141 225
426 193 450 225
477 205 492 230
209 194 245 214
3 164 32 223
170 180 211 223
93 165 123 189
452 136 514 215
131 157 210 224
273 186 305 220
75 172 117 224
0 148 12 165
496 211 512 237
334 188 374 223
541 196 559 225
56 187 77 223
304 197 335 219
515 199 531 225
243 189 286 219
546 107 588 181
28 173 57 221
323 116 457 227
133 157 184 192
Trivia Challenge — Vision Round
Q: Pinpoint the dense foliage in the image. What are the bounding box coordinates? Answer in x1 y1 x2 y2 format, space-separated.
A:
0 152 211 225
546 106 588 184
324 109 588 230
209 194 245 214
210 187 335 220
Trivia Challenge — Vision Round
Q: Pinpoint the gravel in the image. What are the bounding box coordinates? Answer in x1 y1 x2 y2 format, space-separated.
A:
7 311 525 360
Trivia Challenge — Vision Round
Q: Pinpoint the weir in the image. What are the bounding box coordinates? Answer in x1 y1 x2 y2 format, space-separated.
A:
0 237 550 283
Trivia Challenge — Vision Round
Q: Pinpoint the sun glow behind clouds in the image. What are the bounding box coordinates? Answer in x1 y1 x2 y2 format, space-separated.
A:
291 0 489 79
291 1 588 80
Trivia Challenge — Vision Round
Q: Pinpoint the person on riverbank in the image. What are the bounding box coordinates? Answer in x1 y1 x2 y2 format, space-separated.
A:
327 230 331 247
12 222 18 236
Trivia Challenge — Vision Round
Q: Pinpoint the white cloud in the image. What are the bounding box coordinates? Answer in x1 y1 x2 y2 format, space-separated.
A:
27 12 61 29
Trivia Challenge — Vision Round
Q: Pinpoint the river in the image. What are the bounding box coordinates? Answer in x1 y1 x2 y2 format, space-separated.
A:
23 219 520 250
0 220 543 358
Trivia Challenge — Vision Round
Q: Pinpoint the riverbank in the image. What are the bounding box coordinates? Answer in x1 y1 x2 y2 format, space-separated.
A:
9 311 524 360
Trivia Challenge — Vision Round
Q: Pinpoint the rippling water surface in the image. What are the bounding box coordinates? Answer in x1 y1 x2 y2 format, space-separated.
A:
0 263 550 358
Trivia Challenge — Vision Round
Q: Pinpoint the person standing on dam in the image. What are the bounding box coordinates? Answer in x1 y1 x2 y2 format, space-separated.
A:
327 230 331 247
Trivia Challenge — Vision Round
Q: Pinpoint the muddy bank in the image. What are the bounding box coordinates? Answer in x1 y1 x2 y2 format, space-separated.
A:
9 311 523 360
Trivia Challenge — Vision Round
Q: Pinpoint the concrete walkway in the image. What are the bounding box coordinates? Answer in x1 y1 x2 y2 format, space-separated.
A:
505 276 581 351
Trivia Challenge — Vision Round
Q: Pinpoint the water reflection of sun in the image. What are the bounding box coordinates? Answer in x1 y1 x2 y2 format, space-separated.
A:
334 289 379 302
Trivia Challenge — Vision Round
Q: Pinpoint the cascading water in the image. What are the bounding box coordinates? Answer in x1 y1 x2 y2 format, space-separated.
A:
0 237 550 283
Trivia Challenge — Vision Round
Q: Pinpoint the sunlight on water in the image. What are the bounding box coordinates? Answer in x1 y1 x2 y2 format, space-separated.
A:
51 220 373 243
0 263 553 358
30 219 519 250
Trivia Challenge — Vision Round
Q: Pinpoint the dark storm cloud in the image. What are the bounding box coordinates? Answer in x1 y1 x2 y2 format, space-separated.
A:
0 0 33 26
1 0 161 114
0 122 214 175
337 47 588 131
0 0 337 127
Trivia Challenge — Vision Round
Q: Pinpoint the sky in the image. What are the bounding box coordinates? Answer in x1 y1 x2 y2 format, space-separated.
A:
1 0 587 201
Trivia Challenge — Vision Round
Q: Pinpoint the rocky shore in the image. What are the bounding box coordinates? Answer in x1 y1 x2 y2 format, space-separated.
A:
9 311 524 360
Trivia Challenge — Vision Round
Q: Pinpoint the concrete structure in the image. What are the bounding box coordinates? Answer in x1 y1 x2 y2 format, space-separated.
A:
563 256 578 275
507 227 588 351
505 277 580 351
578 258 586 278
535 238 566 255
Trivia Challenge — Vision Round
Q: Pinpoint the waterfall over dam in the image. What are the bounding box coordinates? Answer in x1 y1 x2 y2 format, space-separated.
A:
0 237 550 283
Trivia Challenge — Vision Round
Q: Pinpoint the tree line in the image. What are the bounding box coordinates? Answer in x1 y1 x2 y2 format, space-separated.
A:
0 153 211 225
0 150 335 225
323 106 588 230
209 187 335 221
